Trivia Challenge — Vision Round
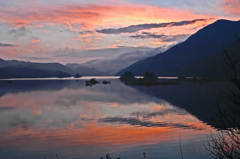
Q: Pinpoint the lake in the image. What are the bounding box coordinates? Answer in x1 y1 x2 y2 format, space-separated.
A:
0 77 226 159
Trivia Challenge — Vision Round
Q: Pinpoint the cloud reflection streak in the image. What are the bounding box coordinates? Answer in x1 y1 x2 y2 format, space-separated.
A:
0 80 214 158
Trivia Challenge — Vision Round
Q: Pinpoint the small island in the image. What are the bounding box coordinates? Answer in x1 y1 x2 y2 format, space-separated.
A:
86 78 99 85
102 80 111 84
85 78 111 86
74 73 82 78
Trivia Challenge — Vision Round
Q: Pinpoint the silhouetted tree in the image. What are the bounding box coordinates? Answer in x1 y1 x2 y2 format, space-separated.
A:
119 71 135 84
74 73 82 78
143 71 158 82
120 71 135 80
206 36 240 158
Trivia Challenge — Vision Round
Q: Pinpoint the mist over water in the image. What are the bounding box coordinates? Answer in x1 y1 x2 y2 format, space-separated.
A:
0 78 224 159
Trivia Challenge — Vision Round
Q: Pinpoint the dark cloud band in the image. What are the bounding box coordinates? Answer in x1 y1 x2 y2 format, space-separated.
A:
97 19 208 34
0 43 16 47
99 117 201 130
129 32 165 39
8 26 31 37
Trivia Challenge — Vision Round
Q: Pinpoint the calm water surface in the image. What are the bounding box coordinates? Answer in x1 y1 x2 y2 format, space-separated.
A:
0 77 224 159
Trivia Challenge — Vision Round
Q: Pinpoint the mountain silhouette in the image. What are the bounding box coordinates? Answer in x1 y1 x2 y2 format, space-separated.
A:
0 59 74 78
6 60 75 76
0 67 53 78
176 39 240 77
115 19 240 76
0 59 112 78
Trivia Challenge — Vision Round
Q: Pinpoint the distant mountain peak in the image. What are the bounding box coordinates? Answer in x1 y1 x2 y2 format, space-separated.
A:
116 19 240 76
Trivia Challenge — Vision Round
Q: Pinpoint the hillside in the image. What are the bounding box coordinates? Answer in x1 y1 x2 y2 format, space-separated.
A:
7 60 75 76
66 63 111 76
0 67 54 78
175 39 240 77
115 19 240 76
0 59 112 78
0 59 74 78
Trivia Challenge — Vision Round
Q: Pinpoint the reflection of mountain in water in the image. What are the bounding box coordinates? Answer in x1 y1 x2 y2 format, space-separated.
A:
0 80 72 97
0 79 166 105
0 79 227 128
127 81 228 128
0 79 217 159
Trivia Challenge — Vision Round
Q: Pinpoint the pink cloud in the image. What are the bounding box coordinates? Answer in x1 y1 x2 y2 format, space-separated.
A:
95 37 102 40
222 0 240 16
148 40 164 45
34 25 43 28
109 44 119 48
31 39 40 43
0 4 218 30
0 47 19 57
84 38 92 43
72 38 83 41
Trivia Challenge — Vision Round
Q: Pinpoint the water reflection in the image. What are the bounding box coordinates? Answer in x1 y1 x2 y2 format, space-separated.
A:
0 79 216 159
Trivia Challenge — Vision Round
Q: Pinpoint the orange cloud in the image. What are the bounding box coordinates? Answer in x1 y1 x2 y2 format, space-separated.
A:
0 46 21 57
109 44 119 48
72 38 83 41
84 38 92 43
31 39 40 43
33 109 42 116
95 37 102 40
222 0 240 16
34 25 43 28
148 40 164 45
0 4 218 30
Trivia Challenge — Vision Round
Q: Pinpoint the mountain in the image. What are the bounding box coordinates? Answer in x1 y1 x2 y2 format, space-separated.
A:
0 59 112 78
0 69 12 78
0 59 75 78
0 67 54 78
115 19 240 76
66 63 111 76
7 60 75 76
0 58 11 67
175 39 240 77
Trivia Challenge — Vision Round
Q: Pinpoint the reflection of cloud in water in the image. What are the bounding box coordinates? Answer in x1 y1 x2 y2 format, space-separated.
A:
0 79 167 107
0 80 171 131
0 79 210 132
0 121 210 149
0 79 215 158
99 105 206 130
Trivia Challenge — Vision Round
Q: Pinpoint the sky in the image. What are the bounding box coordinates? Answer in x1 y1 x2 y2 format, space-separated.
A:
0 0 240 66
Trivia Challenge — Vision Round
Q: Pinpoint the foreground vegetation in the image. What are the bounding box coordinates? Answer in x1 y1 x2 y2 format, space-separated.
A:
205 36 240 158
